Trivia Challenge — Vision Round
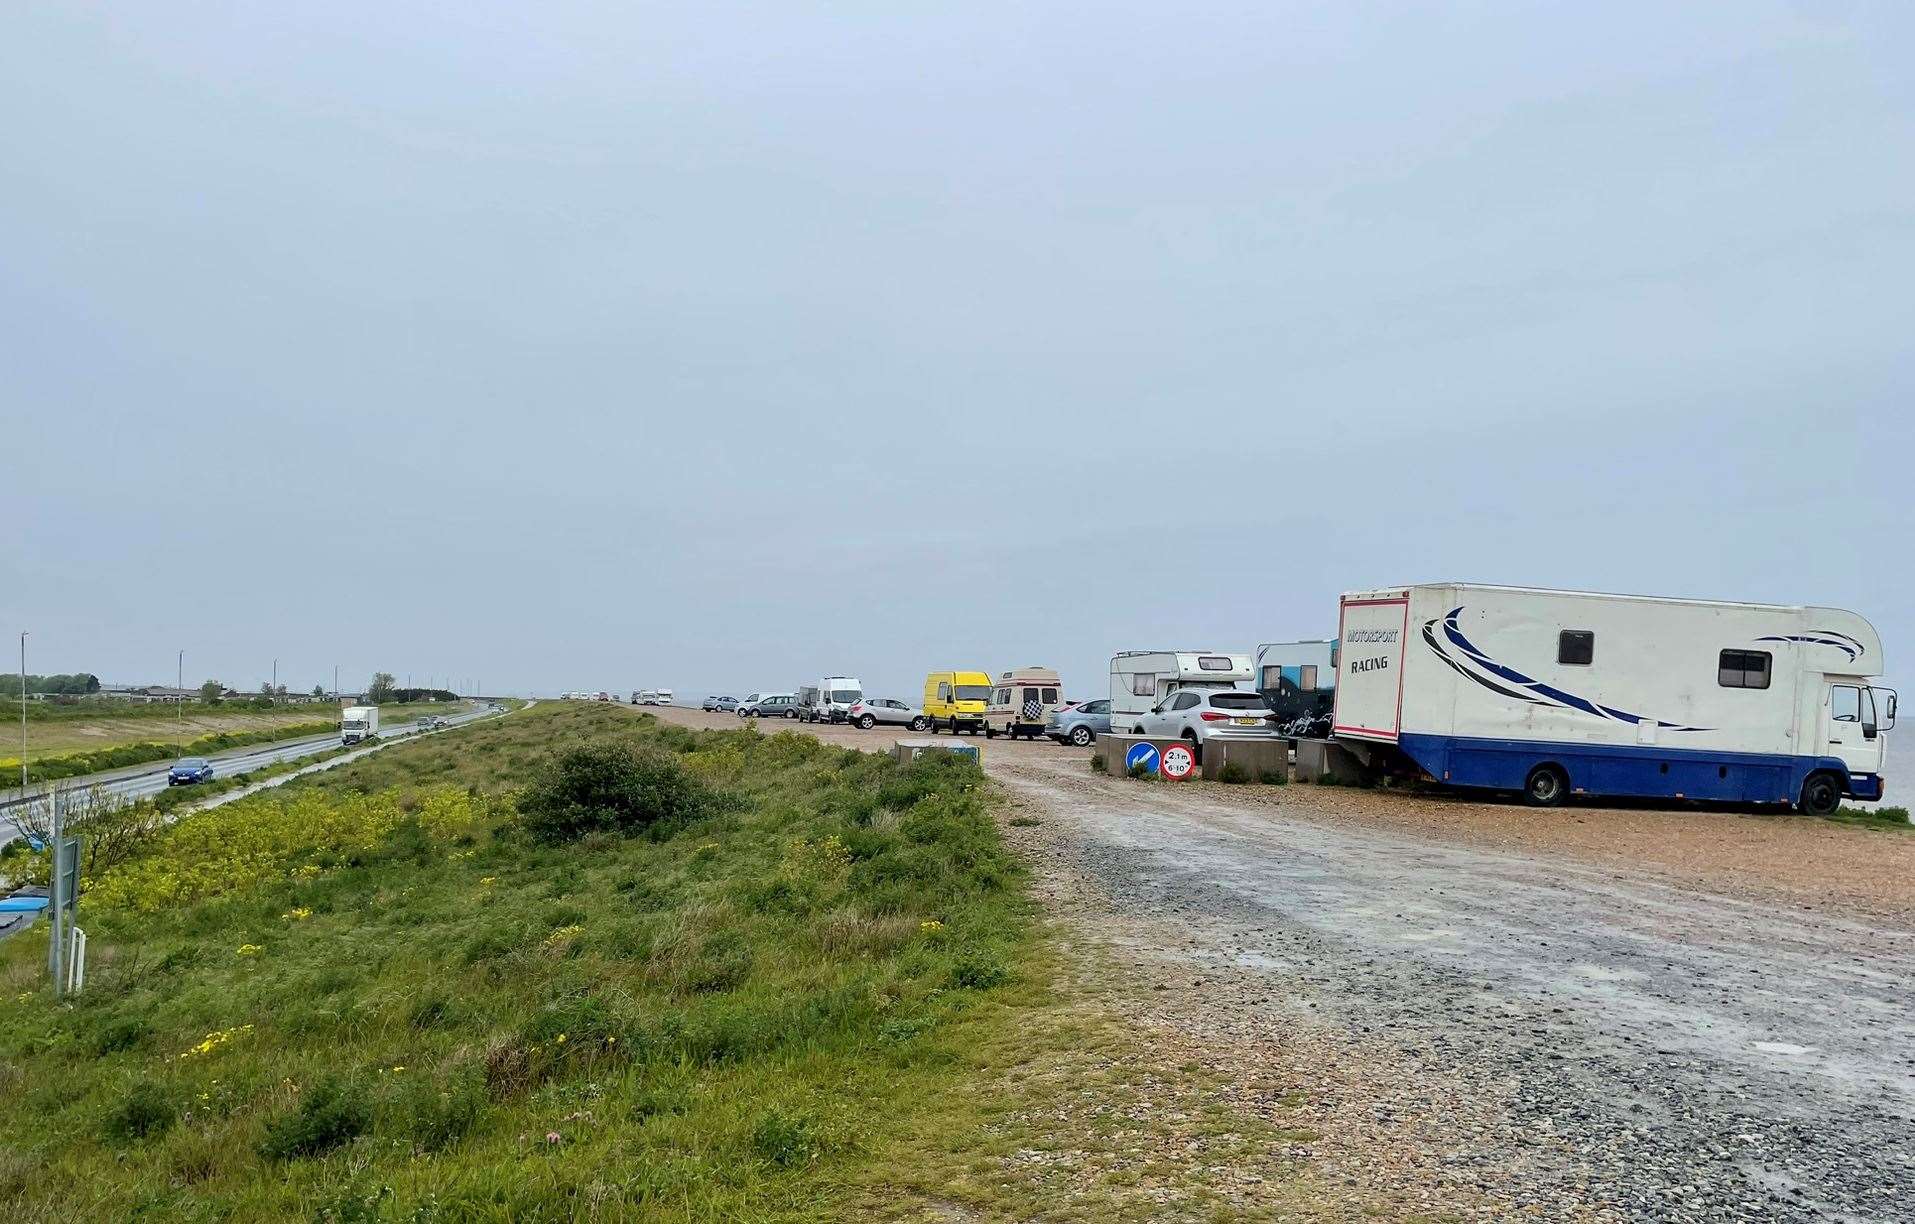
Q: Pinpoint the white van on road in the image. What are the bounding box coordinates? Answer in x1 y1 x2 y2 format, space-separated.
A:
1333 583 1894 813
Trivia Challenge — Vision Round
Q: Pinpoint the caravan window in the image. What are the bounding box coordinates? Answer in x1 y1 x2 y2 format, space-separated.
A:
1260 666 1280 689
1298 665 1318 692
1041 687 1058 703
1130 674 1156 697
1198 656 1233 671
1558 631 1594 666
1717 650 1772 690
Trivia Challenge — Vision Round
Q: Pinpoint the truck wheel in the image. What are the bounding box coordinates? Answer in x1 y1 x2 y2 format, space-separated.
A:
909 716 928 731
1524 764 1569 807
1069 725 1094 747
1799 772 1842 817
984 725 997 739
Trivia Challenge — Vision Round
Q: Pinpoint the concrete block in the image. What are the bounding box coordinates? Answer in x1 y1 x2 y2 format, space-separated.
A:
892 739 982 766
1201 737 1293 782
1295 738 1370 785
1097 734 1196 778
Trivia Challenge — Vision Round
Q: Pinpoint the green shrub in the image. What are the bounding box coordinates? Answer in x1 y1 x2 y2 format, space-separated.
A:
1127 761 1154 779
517 744 715 844
750 1108 818 1168
257 1075 371 1160
104 1080 176 1142
1218 762 1250 784
405 1074 486 1153
950 952 1009 990
1259 768 1288 786
1089 754 1106 774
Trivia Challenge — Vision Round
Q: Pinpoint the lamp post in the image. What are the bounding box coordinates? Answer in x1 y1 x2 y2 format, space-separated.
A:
271 658 278 705
17 631 27 792
176 649 184 757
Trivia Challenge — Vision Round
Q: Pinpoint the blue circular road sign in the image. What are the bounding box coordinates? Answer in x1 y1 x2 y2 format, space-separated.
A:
1124 742 1160 774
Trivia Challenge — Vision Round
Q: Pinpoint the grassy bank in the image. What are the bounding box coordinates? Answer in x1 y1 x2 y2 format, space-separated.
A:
0 703 1034 1219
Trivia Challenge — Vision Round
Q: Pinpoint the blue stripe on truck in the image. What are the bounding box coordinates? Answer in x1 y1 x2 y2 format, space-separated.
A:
1394 732 1878 805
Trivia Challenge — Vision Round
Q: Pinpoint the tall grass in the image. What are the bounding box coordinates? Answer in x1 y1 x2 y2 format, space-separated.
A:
0 703 1030 1220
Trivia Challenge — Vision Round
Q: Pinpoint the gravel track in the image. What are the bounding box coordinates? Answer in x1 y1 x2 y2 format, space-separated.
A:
651 707 1915 1221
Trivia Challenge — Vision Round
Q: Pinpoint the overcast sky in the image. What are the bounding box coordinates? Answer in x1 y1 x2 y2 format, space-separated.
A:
3 2 1911 702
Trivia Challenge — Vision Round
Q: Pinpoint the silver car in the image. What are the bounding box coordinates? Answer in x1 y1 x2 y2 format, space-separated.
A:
1045 698 1112 747
847 698 929 731
1135 689 1279 755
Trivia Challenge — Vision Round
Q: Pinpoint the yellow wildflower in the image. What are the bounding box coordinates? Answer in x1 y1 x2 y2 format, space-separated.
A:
284 907 312 921
556 1033 566 1044
919 920 944 934
236 944 262 957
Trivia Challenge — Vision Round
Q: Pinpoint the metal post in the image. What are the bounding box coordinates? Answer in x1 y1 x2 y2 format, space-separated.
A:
46 790 63 988
17 631 26 792
176 649 184 757
271 658 277 705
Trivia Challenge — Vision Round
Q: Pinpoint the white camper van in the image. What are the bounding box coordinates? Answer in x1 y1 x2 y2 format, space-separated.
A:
986 667 1063 739
1333 583 1894 813
804 676 863 724
1109 652 1253 733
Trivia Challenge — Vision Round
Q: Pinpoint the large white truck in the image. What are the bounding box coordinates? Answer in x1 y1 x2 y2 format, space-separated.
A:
340 705 380 746
1332 583 1894 813
1109 651 1252 734
803 676 862 724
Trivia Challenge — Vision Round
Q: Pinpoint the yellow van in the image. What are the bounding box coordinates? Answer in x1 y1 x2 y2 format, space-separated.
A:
922 670 993 735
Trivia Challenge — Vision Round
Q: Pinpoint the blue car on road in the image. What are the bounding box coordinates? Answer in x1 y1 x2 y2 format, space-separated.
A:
168 757 214 785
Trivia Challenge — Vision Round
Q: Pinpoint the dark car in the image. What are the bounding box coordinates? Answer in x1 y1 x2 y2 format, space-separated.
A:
168 757 214 786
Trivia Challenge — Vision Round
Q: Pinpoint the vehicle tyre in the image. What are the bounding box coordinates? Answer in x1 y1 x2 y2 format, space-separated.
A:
909 716 929 731
1524 764 1569 807
1182 729 1201 763
1069 725 1094 747
984 725 997 739
929 718 940 734
1798 772 1842 817
858 714 876 730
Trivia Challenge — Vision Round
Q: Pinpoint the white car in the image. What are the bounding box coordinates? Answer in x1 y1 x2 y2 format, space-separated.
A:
847 698 929 731
1134 689 1279 757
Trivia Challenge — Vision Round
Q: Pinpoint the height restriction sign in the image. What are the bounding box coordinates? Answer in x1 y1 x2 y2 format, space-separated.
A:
1158 742 1197 780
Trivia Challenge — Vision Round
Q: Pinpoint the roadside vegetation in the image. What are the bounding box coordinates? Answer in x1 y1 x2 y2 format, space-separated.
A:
1 702 469 784
0 702 1322 1221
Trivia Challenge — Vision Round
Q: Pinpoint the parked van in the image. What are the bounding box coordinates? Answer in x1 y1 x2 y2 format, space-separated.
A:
803 676 863 724
923 670 993 734
1109 652 1253 733
986 667 1063 739
1333 583 1895 812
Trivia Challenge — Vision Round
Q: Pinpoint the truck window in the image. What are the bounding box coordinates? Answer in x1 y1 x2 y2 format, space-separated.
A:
1830 685 1861 723
1718 650 1771 690
956 685 990 702
937 682 951 701
1260 666 1279 689
1558 631 1594 666
1298 665 1318 692
1041 687 1058 703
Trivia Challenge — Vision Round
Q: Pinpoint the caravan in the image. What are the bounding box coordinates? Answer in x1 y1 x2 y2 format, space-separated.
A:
1333 583 1894 813
1109 652 1253 734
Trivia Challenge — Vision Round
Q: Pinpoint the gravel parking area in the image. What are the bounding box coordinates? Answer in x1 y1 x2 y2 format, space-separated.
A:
650 707 1915 1220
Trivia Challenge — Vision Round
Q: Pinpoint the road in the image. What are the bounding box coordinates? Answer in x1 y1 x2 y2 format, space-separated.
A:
0 703 502 848
651 706 1915 1222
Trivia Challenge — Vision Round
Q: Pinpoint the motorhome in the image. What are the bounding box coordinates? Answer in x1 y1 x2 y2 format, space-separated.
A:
340 705 380 746
803 677 862 723
1108 652 1252 734
922 670 993 734
1255 640 1338 729
654 689 674 706
1333 583 1894 813
636 689 659 705
986 667 1063 739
